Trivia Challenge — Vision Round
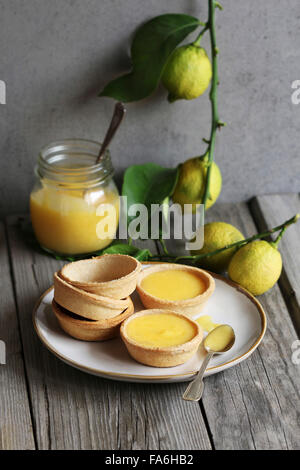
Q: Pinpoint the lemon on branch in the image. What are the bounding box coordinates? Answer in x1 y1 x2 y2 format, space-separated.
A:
162 44 212 102
192 222 245 273
228 240 282 296
172 155 222 212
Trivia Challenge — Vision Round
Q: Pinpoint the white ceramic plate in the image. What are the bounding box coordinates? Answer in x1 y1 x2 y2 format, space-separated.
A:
33 264 267 383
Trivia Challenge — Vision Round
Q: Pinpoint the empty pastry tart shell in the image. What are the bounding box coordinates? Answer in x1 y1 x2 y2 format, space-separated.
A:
54 272 131 321
120 309 203 368
136 264 215 318
52 298 134 342
60 254 141 299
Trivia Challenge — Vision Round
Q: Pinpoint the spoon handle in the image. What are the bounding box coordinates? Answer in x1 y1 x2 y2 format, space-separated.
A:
96 102 126 163
182 351 214 402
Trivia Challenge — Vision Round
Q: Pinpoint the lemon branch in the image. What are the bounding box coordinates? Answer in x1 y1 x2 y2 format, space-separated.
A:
272 220 293 248
193 24 209 46
150 214 300 262
202 0 223 211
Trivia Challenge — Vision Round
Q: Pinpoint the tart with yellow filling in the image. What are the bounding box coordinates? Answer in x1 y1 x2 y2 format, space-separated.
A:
120 309 203 367
137 264 215 317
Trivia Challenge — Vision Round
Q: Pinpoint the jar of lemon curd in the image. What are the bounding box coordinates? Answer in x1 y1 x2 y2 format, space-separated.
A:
30 139 120 257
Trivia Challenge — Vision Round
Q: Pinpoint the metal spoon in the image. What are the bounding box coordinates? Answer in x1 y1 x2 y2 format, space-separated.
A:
83 102 126 201
182 324 235 402
96 101 126 164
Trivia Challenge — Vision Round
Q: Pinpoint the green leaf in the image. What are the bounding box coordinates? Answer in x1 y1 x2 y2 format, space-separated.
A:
99 14 200 102
102 242 152 261
144 167 179 209
122 163 179 225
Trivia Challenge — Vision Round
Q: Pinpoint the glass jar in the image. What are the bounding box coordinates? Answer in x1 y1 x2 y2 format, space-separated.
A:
30 139 120 257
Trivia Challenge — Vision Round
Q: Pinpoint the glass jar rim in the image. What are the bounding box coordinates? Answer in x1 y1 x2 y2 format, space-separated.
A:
37 138 114 187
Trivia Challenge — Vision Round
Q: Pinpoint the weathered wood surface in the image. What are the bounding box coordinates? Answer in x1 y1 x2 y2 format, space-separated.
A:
157 201 300 449
5 216 211 450
0 222 35 450
250 193 300 335
202 202 300 450
1 193 300 450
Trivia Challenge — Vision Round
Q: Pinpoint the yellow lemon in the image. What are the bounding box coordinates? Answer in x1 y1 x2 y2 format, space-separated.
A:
172 156 222 212
162 44 212 102
192 222 245 273
228 240 282 296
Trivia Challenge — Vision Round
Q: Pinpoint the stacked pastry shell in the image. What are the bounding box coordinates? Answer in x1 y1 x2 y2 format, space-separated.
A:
60 254 141 299
52 254 141 341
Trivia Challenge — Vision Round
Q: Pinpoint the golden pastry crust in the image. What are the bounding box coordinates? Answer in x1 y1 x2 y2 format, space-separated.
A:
52 297 134 342
120 309 203 367
54 272 130 321
60 254 141 299
136 264 215 318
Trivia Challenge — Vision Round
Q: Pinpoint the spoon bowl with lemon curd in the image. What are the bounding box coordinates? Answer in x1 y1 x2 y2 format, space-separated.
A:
136 264 215 317
120 309 203 368
183 325 235 401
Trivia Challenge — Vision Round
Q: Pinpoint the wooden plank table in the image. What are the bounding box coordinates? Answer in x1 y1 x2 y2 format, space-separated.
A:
0 193 299 450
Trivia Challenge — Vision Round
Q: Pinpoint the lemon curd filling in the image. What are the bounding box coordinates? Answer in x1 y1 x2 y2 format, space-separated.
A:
30 186 119 255
126 314 197 347
205 325 235 352
141 270 206 301
196 315 220 333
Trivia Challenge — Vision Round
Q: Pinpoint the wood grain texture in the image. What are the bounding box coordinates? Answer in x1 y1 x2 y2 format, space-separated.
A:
199 202 300 449
0 222 35 450
250 193 300 335
6 216 211 450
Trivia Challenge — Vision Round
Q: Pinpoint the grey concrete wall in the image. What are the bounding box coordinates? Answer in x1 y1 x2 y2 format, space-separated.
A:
0 0 299 216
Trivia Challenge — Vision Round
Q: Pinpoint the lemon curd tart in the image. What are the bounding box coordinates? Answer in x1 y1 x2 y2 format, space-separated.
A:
137 264 215 317
141 269 206 301
120 309 203 367
127 313 196 347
